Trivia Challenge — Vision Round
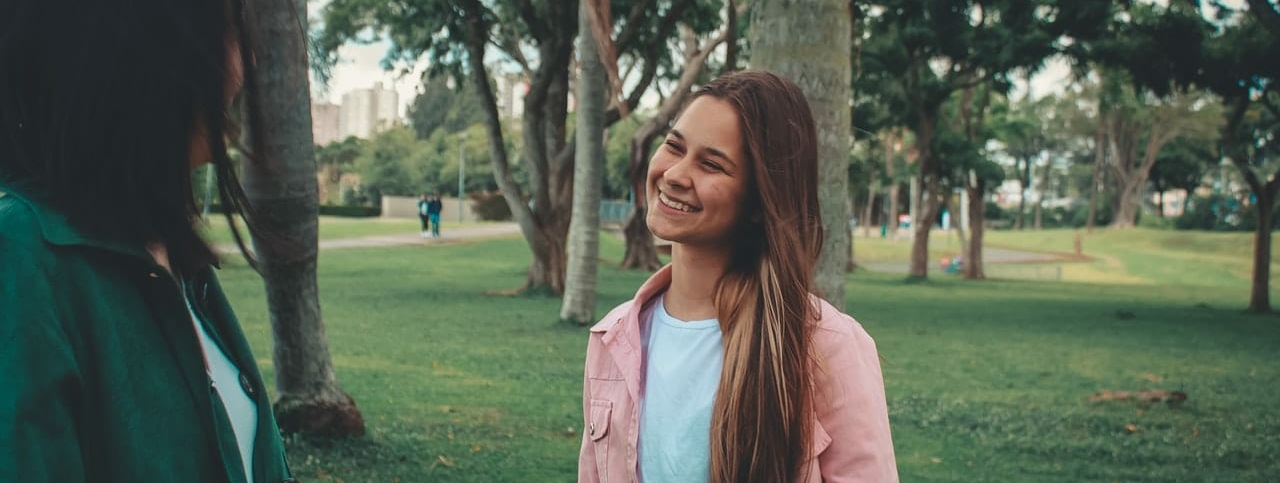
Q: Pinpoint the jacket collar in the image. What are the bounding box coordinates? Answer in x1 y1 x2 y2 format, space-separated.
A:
590 265 672 404
0 182 153 261
590 264 672 335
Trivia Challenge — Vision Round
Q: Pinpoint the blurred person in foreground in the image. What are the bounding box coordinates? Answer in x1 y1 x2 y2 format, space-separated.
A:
0 0 296 481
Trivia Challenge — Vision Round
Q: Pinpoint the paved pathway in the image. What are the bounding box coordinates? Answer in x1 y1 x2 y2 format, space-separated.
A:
857 247 1069 275
218 223 1066 278
215 222 522 254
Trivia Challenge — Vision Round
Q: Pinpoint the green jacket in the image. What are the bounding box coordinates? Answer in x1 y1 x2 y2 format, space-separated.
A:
0 186 295 483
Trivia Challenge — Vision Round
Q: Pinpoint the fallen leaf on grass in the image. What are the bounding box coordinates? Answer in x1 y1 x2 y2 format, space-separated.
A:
930 457 942 464
436 455 455 467
1125 423 1139 433
472 444 483 452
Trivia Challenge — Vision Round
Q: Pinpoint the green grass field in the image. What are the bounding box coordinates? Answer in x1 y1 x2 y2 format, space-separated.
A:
216 228 1280 482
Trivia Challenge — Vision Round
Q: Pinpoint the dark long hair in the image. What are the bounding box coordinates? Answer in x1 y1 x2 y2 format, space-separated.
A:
0 0 267 273
699 71 823 483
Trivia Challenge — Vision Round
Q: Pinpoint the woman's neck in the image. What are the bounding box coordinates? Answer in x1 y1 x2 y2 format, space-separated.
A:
664 244 732 321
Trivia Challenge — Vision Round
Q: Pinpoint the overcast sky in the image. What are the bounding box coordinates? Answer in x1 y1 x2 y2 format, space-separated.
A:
310 0 1244 120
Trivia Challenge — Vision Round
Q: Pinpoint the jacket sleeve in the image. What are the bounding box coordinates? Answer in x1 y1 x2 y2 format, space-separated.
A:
0 245 87 482
577 344 600 483
813 314 899 483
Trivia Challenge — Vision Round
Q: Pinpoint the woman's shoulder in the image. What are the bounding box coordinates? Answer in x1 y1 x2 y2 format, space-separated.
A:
590 300 637 333
809 295 879 354
0 193 58 262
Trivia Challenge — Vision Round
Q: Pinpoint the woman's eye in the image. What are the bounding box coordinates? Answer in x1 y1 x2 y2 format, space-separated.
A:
702 160 724 172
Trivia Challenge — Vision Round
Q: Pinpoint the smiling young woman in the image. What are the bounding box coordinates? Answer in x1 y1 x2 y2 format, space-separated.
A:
579 71 898 483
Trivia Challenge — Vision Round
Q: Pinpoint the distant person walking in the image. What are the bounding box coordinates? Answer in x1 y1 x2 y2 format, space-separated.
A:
417 193 431 238
427 193 444 238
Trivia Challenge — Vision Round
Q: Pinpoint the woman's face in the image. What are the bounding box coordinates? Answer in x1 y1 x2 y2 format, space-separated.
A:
645 96 752 249
190 35 244 169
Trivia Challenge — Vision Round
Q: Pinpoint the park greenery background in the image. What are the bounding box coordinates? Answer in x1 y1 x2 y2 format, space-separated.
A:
208 0 1280 481
214 227 1279 482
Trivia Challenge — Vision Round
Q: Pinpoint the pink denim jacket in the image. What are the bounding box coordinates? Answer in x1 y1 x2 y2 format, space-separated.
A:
579 266 899 482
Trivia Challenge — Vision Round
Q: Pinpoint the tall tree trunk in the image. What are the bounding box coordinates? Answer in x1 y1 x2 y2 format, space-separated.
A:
1248 189 1272 312
1222 96 1274 313
1015 157 1029 230
909 112 940 278
1086 130 1105 233
561 0 607 325
243 0 363 437
1111 180 1144 229
887 183 900 237
458 0 576 295
963 178 986 279
862 189 876 237
884 128 901 238
1034 156 1050 230
749 0 853 307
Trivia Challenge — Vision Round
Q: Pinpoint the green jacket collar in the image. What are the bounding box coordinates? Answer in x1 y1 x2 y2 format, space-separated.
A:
0 182 152 261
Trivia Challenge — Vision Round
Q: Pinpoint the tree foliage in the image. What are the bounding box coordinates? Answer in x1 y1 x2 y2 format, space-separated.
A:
317 0 721 294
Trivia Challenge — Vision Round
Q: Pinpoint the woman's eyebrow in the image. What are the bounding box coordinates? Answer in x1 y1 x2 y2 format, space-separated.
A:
669 128 736 166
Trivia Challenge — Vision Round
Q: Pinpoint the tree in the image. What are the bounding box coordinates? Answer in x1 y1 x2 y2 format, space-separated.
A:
1149 137 1214 217
315 136 362 174
242 0 363 436
406 77 486 139
1097 77 1220 228
947 80 1005 280
992 94 1047 230
318 0 718 295
1088 1 1280 311
859 0 1112 279
561 0 609 325
749 0 853 307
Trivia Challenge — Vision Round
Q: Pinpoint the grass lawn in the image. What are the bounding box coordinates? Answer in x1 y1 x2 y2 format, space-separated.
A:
217 229 1280 482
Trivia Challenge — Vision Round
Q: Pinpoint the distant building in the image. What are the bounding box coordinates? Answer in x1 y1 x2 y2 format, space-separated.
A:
493 73 528 119
311 102 341 145
335 82 400 140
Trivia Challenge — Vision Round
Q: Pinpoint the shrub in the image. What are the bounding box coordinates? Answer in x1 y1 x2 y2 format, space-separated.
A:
319 205 381 217
468 191 514 221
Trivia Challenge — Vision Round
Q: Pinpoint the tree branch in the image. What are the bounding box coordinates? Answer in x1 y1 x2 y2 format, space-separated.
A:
513 0 549 41
613 0 658 53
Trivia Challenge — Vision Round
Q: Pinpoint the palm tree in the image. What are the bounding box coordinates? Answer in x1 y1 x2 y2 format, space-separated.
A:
748 0 853 308
242 0 363 436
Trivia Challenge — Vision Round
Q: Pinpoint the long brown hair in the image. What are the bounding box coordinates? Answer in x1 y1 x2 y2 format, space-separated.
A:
699 71 823 482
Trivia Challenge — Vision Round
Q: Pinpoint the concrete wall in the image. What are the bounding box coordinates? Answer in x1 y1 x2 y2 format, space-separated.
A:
381 195 482 223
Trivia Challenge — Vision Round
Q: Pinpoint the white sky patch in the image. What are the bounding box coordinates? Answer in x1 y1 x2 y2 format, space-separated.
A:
306 0 425 120
311 39 427 121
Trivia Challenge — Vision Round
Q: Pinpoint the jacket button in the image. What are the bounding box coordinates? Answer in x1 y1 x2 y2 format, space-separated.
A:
239 373 257 398
589 423 595 436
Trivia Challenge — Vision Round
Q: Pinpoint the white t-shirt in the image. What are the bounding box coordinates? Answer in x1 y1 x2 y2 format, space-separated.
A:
638 295 723 483
187 301 258 483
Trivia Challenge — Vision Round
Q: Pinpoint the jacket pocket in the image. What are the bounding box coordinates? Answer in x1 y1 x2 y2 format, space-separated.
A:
589 399 613 482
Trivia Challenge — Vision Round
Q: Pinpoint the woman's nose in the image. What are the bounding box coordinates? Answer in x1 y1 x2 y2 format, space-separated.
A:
662 156 694 189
